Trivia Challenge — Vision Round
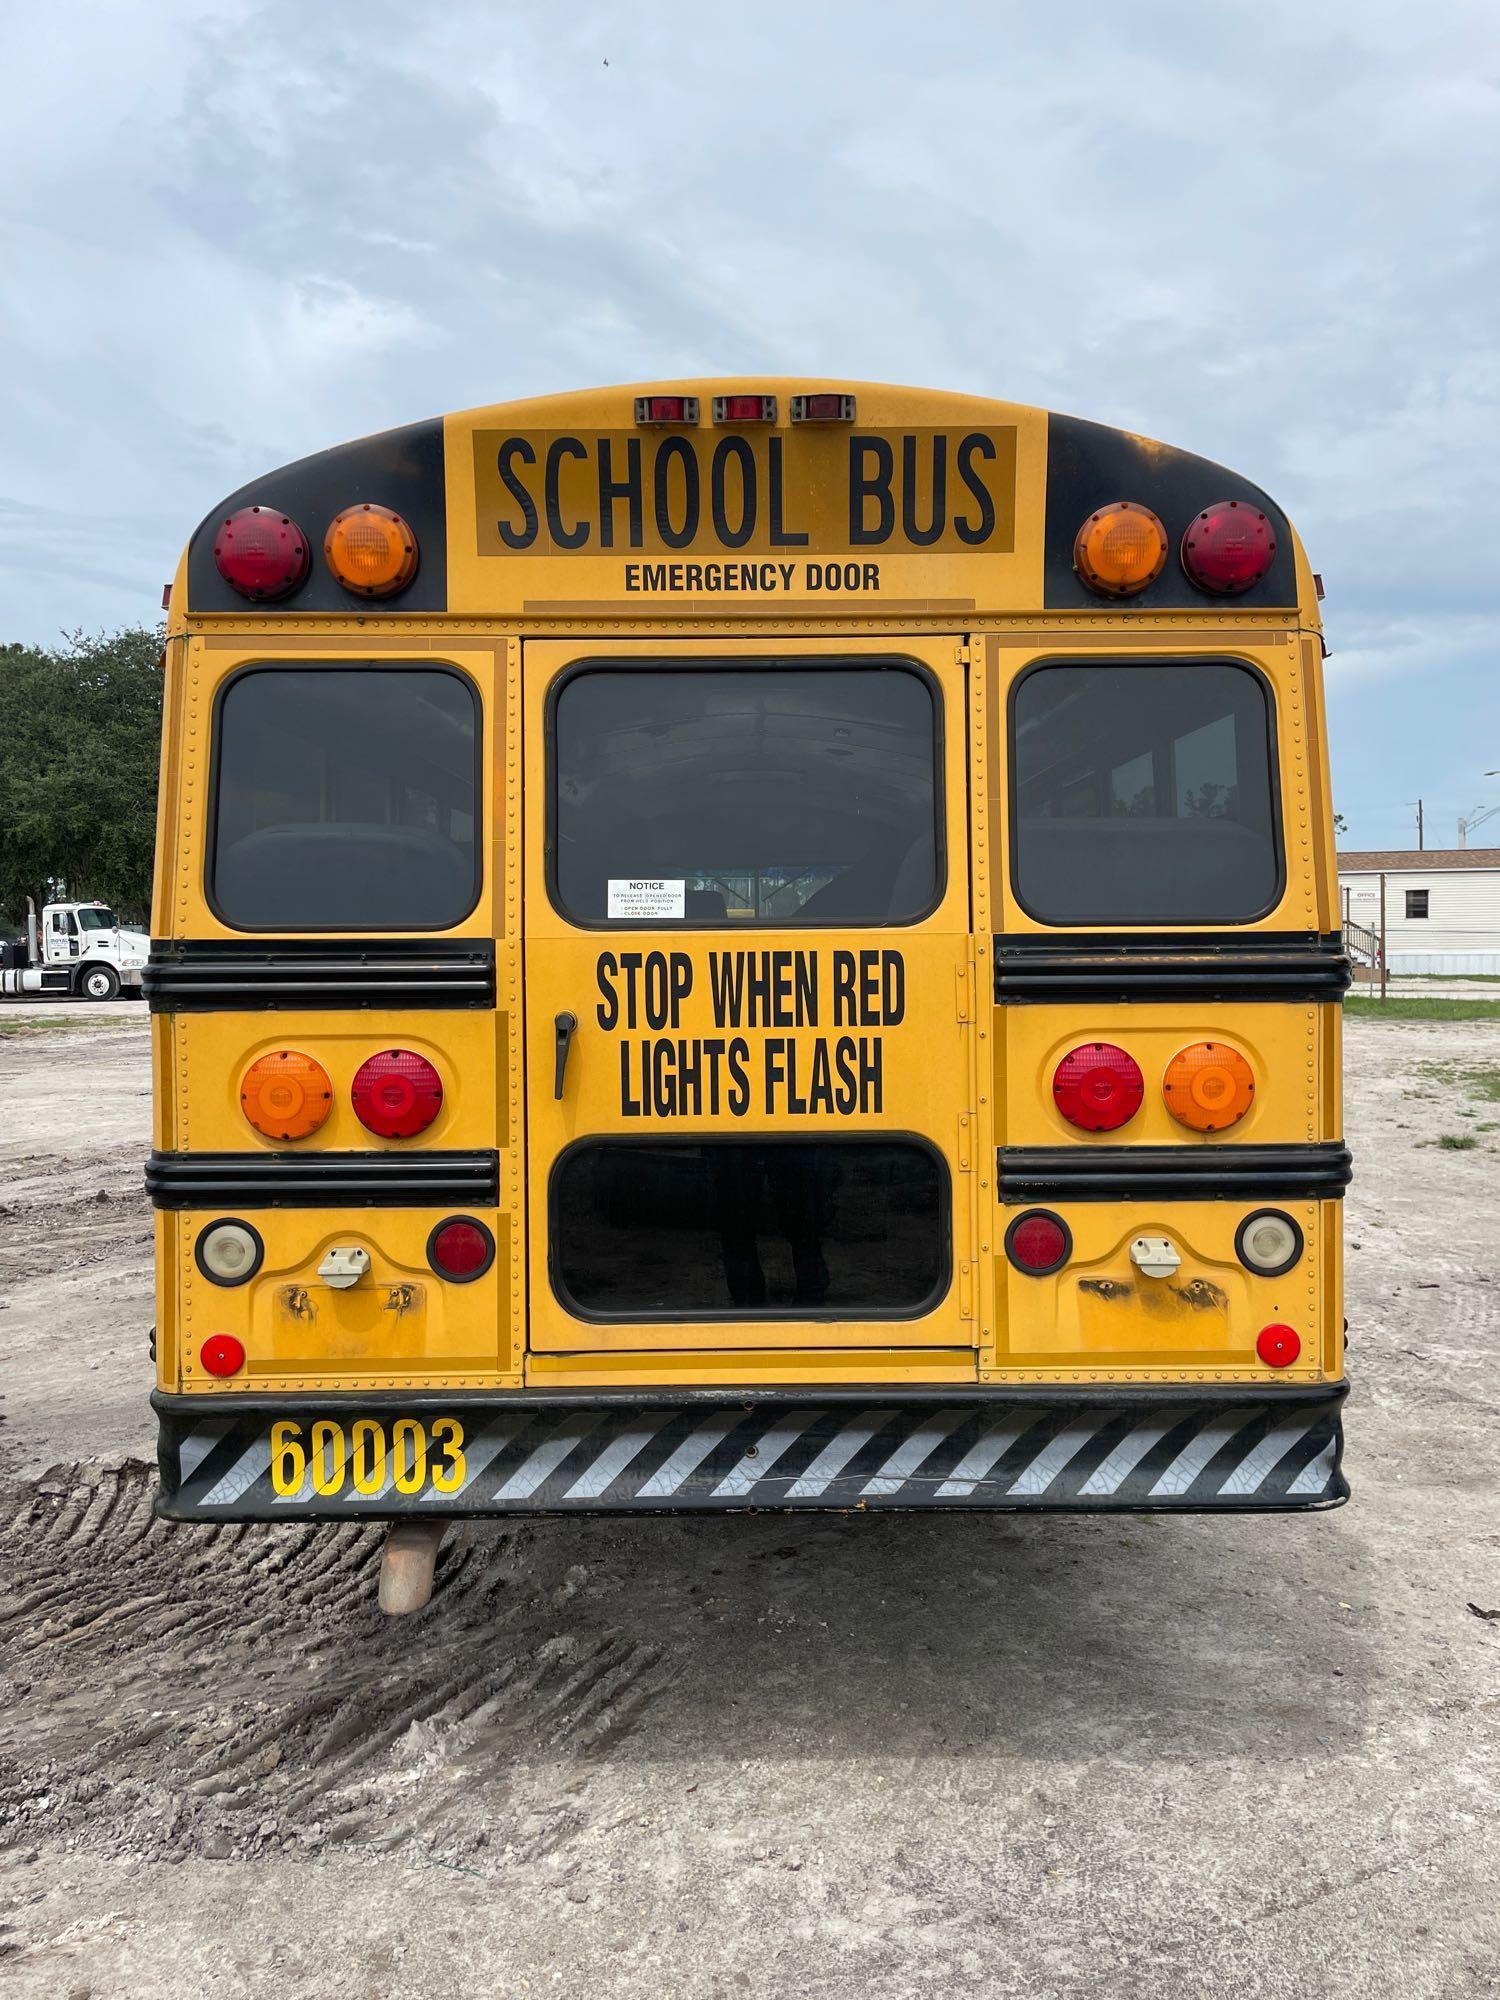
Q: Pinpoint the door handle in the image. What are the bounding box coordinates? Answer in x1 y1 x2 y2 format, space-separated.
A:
553 1011 578 1099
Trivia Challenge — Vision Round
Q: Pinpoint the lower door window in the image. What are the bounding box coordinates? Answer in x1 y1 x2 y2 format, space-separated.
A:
552 1139 948 1321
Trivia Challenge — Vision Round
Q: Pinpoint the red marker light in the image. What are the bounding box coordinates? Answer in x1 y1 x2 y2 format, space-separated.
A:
712 394 777 423
1053 1044 1144 1133
1005 1210 1072 1275
351 1049 443 1139
201 1333 246 1378
427 1216 495 1282
1256 1323 1301 1368
213 506 310 601
634 395 699 424
1181 500 1277 595
790 393 856 423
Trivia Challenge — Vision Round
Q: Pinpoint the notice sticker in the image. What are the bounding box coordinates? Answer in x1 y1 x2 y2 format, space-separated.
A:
607 879 685 921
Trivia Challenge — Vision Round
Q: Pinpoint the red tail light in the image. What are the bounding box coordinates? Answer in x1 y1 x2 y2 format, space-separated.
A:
427 1216 495 1282
790 393 856 423
200 1333 246 1378
351 1049 443 1139
1256 1323 1301 1368
713 394 777 423
634 395 699 425
1180 500 1276 594
1005 1210 1072 1275
213 506 310 600
1053 1043 1144 1132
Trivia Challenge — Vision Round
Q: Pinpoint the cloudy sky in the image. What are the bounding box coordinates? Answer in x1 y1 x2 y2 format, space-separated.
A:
5 0 1497 849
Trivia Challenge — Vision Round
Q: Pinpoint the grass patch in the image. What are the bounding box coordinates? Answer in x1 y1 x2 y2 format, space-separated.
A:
0 1016 116 1038
1344 997 1500 1021
1430 1133 1481 1150
1416 1060 1500 1104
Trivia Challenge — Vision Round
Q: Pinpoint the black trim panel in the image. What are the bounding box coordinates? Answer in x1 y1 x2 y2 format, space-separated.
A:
997 1142 1352 1203
153 1382 1349 1519
146 1149 499 1210
145 937 496 1012
995 931 1351 1003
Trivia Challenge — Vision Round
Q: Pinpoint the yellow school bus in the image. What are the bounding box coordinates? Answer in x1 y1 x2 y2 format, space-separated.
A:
148 379 1350 1582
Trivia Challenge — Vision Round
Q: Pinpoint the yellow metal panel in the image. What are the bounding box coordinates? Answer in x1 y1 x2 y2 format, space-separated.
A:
997 1003 1331 1148
990 1198 1329 1384
526 1347 978 1388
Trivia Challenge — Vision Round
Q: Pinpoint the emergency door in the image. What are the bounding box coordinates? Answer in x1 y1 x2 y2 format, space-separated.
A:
522 637 976 1353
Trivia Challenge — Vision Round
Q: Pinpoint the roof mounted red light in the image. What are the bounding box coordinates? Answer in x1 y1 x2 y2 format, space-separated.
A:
712 394 777 424
1053 1043 1144 1133
790 393 856 423
1181 500 1276 595
213 506 310 601
634 395 699 425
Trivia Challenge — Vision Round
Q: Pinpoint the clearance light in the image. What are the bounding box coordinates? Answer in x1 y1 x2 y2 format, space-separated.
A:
790 393 856 423
1005 1209 1072 1275
195 1219 265 1287
1236 1209 1304 1277
241 1050 334 1142
324 503 419 598
712 393 777 423
427 1215 495 1283
1053 1043 1144 1133
352 1049 443 1139
1163 1041 1255 1133
1073 501 1168 597
634 395 699 425
1256 1323 1301 1368
200 1333 246 1378
1181 500 1276 594
212 506 310 601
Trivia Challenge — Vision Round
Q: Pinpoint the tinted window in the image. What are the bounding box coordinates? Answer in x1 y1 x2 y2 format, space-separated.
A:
553 1140 947 1319
1011 661 1280 923
212 667 479 929
553 666 940 925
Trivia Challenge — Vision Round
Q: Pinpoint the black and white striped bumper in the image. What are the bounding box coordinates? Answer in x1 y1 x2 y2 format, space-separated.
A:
152 1385 1349 1520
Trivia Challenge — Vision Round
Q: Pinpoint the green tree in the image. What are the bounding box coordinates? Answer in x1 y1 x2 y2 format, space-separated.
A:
0 626 163 925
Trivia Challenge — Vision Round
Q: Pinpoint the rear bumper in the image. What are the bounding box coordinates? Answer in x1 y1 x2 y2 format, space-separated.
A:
152 1383 1349 1520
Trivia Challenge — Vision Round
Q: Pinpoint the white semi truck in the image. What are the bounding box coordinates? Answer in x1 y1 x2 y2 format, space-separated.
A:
0 899 149 1001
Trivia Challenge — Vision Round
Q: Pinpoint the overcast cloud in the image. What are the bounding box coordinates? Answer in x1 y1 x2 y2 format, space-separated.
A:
3 0 1497 847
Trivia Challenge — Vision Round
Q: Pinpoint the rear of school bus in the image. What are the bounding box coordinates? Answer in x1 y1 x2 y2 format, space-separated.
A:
149 379 1350 1536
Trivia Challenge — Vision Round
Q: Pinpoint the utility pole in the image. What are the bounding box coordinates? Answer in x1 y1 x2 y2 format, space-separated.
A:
1417 798 1424 850
1379 871 1388 1002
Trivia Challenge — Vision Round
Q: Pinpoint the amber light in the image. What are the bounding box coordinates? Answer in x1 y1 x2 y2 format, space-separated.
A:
1053 1043 1144 1133
1073 501 1168 597
241 1051 334 1141
352 1049 443 1139
324 503 419 598
1163 1042 1255 1133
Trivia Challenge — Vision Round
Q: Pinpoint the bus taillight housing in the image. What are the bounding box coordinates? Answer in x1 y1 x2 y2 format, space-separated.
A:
352 1050 443 1139
1053 1043 1144 1133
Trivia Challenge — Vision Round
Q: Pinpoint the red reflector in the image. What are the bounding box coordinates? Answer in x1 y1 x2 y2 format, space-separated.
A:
1006 1210 1071 1275
200 1333 246 1378
712 393 776 423
1256 1323 1301 1368
427 1216 495 1282
790 392 856 423
212 506 310 601
351 1049 443 1139
634 394 699 424
1180 500 1277 595
1053 1043 1144 1133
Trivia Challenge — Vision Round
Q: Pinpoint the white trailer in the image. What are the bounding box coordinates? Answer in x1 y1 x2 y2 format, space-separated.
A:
0 899 149 1001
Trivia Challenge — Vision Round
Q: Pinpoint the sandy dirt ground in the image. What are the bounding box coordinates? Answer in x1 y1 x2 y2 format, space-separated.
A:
0 1009 1496 1999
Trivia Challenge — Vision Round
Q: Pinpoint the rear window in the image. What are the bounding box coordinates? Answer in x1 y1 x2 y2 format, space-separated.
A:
1010 660 1281 924
210 666 480 930
551 663 941 925
552 1139 948 1320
